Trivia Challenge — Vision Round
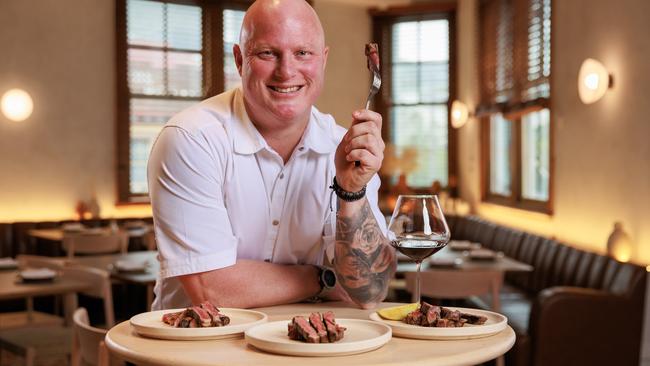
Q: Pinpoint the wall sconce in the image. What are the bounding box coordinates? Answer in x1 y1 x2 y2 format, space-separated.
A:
606 222 632 262
578 58 613 104
1 88 34 122
451 100 472 129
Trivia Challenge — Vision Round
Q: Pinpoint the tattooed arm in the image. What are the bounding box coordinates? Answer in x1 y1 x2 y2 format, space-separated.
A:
334 197 396 309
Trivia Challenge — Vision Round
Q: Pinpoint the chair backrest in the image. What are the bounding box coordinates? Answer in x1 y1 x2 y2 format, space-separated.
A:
63 266 115 327
62 231 128 259
72 307 111 366
16 254 67 270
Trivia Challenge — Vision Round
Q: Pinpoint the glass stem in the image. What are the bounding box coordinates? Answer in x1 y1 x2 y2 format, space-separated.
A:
415 260 422 303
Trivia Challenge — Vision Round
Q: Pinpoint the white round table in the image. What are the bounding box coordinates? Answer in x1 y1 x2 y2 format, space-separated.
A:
106 302 515 366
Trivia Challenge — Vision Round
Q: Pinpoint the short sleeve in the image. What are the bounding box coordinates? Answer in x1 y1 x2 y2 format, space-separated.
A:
148 125 237 278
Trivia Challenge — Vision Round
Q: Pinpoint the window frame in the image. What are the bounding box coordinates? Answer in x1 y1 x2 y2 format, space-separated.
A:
115 0 252 204
370 3 458 195
478 0 554 214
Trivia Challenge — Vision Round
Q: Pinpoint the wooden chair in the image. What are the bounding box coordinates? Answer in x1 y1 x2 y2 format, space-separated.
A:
71 307 122 366
0 265 115 366
62 230 128 259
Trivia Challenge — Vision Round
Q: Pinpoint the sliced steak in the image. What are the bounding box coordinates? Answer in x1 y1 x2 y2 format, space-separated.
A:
460 312 488 325
404 309 423 325
423 305 441 326
309 313 329 343
189 305 213 327
322 311 346 342
198 301 230 326
162 311 183 326
292 316 320 343
441 307 462 322
287 323 302 341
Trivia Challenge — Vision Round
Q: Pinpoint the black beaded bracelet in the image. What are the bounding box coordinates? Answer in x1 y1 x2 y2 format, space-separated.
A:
329 176 366 202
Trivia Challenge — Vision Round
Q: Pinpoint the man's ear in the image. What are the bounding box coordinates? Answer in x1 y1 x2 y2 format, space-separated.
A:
233 44 243 76
322 46 329 71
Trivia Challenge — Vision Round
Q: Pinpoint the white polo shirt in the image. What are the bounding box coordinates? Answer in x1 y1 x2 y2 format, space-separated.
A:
147 87 386 310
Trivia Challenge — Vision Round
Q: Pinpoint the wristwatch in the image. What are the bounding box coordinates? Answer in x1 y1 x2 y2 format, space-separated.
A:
307 265 337 302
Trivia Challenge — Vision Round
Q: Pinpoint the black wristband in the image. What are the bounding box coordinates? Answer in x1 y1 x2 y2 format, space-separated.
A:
330 176 366 202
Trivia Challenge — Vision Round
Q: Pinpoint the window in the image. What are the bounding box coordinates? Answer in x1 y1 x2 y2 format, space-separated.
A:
372 4 457 191
116 0 249 202
479 0 552 212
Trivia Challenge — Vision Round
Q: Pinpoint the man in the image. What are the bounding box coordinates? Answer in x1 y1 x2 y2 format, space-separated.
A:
148 0 395 310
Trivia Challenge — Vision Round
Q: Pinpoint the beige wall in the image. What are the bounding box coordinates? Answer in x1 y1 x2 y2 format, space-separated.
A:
455 0 650 264
0 0 149 221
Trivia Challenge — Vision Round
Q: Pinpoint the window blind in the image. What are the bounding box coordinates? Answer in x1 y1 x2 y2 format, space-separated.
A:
479 0 551 115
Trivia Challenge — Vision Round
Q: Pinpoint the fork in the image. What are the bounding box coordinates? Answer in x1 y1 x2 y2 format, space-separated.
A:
365 64 382 110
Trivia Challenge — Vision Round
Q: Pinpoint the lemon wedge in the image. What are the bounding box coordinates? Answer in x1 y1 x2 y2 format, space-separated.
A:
377 303 419 320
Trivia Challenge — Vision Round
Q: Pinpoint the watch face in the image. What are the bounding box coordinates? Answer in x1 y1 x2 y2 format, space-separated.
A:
322 269 336 288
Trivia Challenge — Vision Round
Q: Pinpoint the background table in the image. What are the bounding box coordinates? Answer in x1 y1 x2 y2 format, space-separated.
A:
394 245 533 310
106 301 515 366
0 270 91 324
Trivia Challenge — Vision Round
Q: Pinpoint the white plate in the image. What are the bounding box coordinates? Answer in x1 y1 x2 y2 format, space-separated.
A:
130 308 267 340
19 268 57 281
245 319 391 357
369 307 507 340
0 257 18 270
113 260 148 273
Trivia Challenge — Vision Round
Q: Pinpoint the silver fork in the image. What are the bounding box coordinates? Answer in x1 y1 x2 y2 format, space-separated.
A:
365 63 382 110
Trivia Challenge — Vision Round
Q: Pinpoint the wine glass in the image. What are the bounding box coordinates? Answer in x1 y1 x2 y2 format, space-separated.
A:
388 195 450 303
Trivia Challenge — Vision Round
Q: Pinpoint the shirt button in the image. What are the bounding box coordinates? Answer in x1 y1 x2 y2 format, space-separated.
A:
298 147 305 151
279 173 284 179
272 220 279 226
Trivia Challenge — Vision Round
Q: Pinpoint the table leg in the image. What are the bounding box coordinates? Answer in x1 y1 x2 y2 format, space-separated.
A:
26 297 34 323
491 273 504 312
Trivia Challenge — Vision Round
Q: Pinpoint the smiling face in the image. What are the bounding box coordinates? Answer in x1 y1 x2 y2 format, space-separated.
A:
234 0 329 130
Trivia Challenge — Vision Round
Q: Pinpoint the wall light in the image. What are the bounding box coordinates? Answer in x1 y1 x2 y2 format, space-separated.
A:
1 88 34 122
578 58 613 104
607 222 632 262
451 100 472 129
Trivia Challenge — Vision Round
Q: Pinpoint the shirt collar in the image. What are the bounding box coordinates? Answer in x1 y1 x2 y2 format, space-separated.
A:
231 87 337 156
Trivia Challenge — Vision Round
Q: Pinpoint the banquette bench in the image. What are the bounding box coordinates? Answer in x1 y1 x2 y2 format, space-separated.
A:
447 214 646 366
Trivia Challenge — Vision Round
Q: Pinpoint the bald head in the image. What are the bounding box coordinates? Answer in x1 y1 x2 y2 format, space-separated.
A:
240 0 325 52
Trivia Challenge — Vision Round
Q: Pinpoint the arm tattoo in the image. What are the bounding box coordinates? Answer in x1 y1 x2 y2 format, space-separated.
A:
334 199 396 305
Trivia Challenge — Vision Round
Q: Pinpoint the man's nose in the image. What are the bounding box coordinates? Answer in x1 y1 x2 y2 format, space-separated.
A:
274 55 297 80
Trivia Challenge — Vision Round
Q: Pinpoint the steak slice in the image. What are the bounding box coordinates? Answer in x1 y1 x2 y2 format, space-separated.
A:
309 313 329 343
198 302 230 326
460 312 488 325
404 309 423 325
422 305 441 327
292 316 320 343
162 311 183 326
322 311 346 342
287 323 302 341
441 307 462 322
189 305 213 327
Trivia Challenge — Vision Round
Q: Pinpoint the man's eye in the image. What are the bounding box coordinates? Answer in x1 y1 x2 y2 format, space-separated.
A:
258 51 274 57
296 50 311 57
